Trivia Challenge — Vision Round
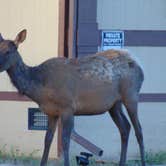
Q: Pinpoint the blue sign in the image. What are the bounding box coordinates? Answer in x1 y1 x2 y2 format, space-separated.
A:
101 31 124 51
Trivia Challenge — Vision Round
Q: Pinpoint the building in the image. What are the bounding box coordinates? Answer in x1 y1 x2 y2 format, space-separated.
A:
0 0 166 160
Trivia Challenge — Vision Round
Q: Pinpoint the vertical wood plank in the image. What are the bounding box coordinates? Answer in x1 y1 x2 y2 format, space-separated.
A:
58 0 66 57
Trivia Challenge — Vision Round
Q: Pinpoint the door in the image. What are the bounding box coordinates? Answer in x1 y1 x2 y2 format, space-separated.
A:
67 0 99 58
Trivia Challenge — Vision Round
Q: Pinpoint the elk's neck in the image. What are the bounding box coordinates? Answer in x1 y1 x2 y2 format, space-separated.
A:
7 55 40 101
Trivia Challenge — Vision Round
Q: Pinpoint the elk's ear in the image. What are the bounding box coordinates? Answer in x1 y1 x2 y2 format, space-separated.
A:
0 33 3 42
14 29 27 46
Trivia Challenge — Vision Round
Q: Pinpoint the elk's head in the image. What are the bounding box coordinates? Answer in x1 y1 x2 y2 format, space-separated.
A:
0 29 27 72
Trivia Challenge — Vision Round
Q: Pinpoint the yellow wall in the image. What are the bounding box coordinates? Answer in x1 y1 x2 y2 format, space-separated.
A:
0 0 60 158
0 0 59 91
0 101 58 158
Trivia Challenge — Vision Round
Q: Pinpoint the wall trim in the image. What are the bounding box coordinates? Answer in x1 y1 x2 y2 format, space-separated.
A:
76 0 99 57
124 30 166 47
139 93 166 102
99 29 166 47
0 92 166 103
98 30 166 47
0 91 30 101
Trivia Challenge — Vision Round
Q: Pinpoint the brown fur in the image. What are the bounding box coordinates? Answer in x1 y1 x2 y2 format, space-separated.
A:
96 49 128 59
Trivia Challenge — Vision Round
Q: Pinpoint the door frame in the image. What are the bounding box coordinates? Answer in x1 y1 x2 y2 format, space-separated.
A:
58 0 67 57
58 0 77 58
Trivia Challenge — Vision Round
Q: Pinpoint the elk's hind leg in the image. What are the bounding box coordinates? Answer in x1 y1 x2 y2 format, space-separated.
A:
123 96 145 166
109 101 131 166
40 116 59 166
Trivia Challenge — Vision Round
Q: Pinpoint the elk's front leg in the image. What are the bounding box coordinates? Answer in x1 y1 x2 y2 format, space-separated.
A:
61 111 74 166
40 116 58 166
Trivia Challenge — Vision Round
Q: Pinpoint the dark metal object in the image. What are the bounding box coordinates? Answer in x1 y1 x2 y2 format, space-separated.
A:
76 152 93 166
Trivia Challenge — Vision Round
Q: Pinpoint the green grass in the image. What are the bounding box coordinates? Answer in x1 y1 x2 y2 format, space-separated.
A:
0 144 40 165
0 147 166 166
145 151 166 165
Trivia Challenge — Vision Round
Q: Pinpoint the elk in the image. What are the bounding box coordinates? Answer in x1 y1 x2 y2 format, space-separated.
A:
0 30 145 166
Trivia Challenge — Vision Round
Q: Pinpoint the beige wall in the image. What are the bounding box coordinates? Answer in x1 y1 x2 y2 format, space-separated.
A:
125 47 166 93
97 0 166 30
0 0 59 91
0 0 60 158
0 101 58 158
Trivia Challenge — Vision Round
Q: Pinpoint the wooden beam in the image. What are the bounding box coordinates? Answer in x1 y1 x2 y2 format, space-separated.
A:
58 0 66 57
71 130 103 156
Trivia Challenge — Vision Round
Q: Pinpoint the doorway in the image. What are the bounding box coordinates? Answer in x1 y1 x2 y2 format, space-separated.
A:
59 0 99 58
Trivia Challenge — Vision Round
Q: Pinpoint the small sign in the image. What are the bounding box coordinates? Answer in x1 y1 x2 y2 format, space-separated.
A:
28 108 48 130
101 31 124 51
